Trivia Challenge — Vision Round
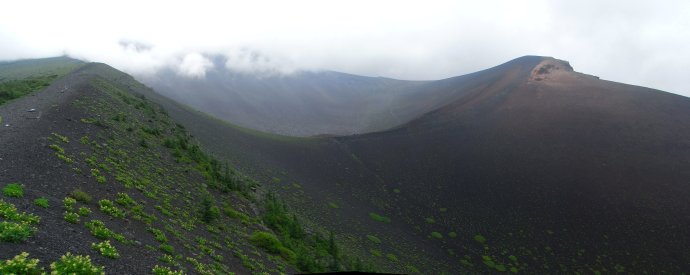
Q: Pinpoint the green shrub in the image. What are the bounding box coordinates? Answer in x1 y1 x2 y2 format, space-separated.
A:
2 183 23 198
78 207 92 216
50 253 104 274
0 199 40 224
64 211 80 224
34 197 49 208
51 132 69 143
366 235 382 244
0 221 34 242
92 240 119 259
70 189 92 203
152 265 185 275
249 231 282 253
63 197 77 211
448 231 457 238
148 227 167 243
159 244 175 254
386 253 398 262
85 220 116 239
223 206 250 223
368 212 391 223
474 234 486 244
0 252 44 274
199 196 219 223
369 249 382 257
115 192 136 208
425 217 436 224
99 199 125 218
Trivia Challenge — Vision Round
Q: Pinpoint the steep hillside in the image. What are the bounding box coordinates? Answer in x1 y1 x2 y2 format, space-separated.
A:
0 60 370 274
150 56 690 274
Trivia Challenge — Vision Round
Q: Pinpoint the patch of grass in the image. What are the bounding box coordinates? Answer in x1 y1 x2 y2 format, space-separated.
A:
50 252 104 274
92 240 119 259
393 188 400 193
0 74 62 105
425 217 436 224
152 265 185 275
159 243 175 254
369 249 382 257
64 212 80 224
368 212 391 223
366 234 382 244
223 205 250 224
249 231 283 253
98 199 125 218
0 222 34 242
78 207 92 216
2 183 24 198
386 253 398 262
33 197 49 208
327 202 339 209
85 220 122 241
148 227 168 243
70 189 92 203
474 234 487 244
431 231 443 239
115 192 136 208
200 196 220 223
51 132 69 143
63 197 77 211
0 252 44 274
0 200 39 242
448 231 457 238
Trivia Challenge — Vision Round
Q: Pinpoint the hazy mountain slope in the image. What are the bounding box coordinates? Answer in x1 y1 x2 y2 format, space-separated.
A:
150 56 690 274
0 60 369 274
0 56 83 82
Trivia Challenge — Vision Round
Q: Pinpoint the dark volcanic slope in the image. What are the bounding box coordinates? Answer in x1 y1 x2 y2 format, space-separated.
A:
143 58 483 136
151 56 690 273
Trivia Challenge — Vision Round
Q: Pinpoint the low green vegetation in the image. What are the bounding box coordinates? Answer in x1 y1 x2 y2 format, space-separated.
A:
152 265 185 275
431 231 443 239
366 234 382 244
474 234 486 244
92 240 120 259
33 197 49 208
70 189 92 203
50 253 104 274
63 211 80 224
2 183 24 198
369 212 391 223
0 75 58 105
0 199 40 242
98 199 125 218
78 207 92 216
386 253 398 262
0 252 44 274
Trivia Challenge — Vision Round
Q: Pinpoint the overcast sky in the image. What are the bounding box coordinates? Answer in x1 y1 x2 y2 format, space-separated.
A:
1 0 688 96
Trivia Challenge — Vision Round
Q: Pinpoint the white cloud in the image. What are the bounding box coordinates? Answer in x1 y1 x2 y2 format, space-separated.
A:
177 53 214 78
0 0 688 96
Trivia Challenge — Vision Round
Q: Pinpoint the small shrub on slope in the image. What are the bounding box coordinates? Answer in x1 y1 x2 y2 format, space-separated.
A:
0 252 44 274
2 183 23 198
50 253 104 275
33 197 49 208
92 240 120 259
152 265 186 275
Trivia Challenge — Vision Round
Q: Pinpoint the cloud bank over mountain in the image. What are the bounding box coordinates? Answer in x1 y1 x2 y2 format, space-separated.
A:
0 0 688 95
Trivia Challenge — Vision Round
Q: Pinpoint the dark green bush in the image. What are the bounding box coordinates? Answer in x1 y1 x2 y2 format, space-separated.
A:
2 183 23 198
